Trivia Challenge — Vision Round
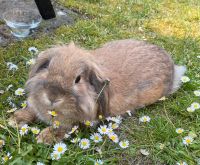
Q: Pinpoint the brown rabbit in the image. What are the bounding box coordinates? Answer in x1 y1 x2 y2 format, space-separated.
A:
8 39 186 144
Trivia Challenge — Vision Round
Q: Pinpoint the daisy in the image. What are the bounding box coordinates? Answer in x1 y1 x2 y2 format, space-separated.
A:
108 122 119 130
21 101 27 109
79 138 90 149
194 90 200 96
90 133 103 143
53 142 67 154
28 47 38 54
20 124 29 136
7 108 17 113
2 152 12 162
53 120 60 129
176 161 188 165
7 62 18 71
70 138 80 143
50 151 61 160
140 149 150 156
187 106 195 112
15 88 25 96
48 111 57 117
31 127 40 135
181 76 190 83
84 120 94 127
95 159 104 165
68 125 79 134
98 125 109 135
139 116 151 123
36 162 45 165
113 116 122 124
183 136 193 146
176 128 184 134
191 102 200 110
119 140 129 148
0 139 5 148
126 110 132 116
108 133 119 143
0 90 4 94
26 58 36 65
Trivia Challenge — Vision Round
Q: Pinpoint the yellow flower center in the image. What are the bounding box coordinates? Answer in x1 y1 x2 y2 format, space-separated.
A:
186 139 191 144
99 115 103 119
110 135 116 141
143 118 147 122
4 156 9 161
177 130 183 133
85 121 91 126
102 128 107 132
51 111 57 116
21 128 26 132
94 136 99 140
32 130 38 134
57 146 63 152
82 141 87 146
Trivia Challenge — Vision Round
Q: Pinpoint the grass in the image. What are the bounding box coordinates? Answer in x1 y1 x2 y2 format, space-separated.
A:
0 0 200 164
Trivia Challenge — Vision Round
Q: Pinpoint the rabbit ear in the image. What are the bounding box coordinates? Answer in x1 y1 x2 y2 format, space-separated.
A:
29 51 54 78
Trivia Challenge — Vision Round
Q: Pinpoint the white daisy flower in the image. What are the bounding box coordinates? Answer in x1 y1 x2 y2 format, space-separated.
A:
50 151 61 160
79 138 90 149
20 124 29 136
183 136 193 146
90 133 103 143
7 62 18 71
0 139 5 148
95 159 104 165
28 47 38 54
2 152 12 162
84 120 94 127
15 88 25 96
194 90 200 96
108 122 119 130
0 90 4 94
6 84 13 91
187 106 196 112
119 140 129 148
53 142 67 154
98 125 109 135
36 162 45 165
181 76 190 83
140 149 150 156
191 102 200 110
176 161 188 165
113 116 122 124
26 58 36 65
108 133 119 143
48 111 57 117
176 128 184 134
70 138 80 143
68 125 79 134
53 120 60 129
7 108 17 113
106 116 112 121
139 116 151 123
21 101 27 109
31 127 40 135
126 110 132 116
64 134 70 139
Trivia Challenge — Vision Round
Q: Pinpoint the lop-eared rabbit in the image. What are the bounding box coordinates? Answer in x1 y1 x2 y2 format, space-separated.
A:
9 40 186 144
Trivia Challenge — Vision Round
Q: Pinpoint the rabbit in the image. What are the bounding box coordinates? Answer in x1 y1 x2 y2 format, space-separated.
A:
8 39 186 144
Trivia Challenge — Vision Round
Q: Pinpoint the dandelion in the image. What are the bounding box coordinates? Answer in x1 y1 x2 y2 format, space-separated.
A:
140 149 150 156
119 140 129 148
7 62 18 71
68 125 79 134
194 90 200 96
95 159 104 165
126 110 132 116
108 122 119 130
98 125 109 135
84 120 94 127
28 47 38 54
26 58 36 65
31 127 40 135
50 151 61 160
53 142 67 154
53 120 60 129
176 128 184 134
139 116 151 123
48 111 57 117
7 108 17 113
108 133 119 143
191 102 200 110
70 138 80 143
36 162 45 165
187 106 195 112
0 139 5 148
21 101 27 109
176 161 188 165
20 124 29 136
79 138 90 149
15 88 25 96
181 76 190 83
183 136 193 146
90 133 103 143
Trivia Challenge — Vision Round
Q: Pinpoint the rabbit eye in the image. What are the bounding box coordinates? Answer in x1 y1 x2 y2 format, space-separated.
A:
75 75 81 84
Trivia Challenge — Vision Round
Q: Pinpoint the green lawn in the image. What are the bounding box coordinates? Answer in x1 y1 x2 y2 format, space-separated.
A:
0 0 200 164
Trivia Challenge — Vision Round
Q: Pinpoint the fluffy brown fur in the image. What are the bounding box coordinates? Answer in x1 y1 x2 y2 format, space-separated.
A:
8 39 184 144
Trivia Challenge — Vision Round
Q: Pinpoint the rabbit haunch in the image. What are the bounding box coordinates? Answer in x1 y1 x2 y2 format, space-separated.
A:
8 39 186 144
